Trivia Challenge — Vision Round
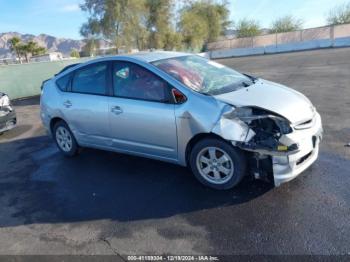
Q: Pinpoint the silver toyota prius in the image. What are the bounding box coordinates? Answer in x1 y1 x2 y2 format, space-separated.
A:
40 51 322 190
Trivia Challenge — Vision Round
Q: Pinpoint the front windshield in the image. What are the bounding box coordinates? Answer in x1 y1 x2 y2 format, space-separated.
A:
152 55 253 95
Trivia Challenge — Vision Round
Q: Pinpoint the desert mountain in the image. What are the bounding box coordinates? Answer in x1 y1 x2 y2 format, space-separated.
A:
0 32 85 58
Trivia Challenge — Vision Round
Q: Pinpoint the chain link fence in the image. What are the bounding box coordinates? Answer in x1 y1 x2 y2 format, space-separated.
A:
207 24 350 51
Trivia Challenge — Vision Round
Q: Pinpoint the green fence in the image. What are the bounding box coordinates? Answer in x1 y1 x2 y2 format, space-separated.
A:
0 58 91 100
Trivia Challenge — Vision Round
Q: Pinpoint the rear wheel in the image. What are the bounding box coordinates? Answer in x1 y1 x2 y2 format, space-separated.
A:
53 121 79 157
189 138 246 190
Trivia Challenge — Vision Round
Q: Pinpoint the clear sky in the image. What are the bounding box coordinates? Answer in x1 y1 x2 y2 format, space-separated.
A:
0 0 346 39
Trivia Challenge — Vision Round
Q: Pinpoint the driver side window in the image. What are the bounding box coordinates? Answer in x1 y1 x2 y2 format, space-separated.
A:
113 62 170 102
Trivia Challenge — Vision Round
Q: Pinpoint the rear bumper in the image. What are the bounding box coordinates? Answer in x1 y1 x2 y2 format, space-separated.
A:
0 109 16 133
40 110 52 137
272 112 323 186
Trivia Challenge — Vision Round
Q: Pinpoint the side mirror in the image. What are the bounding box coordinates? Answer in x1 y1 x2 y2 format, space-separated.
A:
172 89 187 104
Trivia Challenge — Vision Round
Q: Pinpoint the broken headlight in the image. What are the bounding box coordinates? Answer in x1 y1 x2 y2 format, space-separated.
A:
274 118 293 135
228 107 292 135
228 107 296 153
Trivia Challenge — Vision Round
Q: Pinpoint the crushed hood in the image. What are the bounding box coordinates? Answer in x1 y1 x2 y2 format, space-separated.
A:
214 79 315 124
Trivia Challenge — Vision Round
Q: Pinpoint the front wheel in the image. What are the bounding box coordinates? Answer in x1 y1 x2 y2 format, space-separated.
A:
189 138 247 190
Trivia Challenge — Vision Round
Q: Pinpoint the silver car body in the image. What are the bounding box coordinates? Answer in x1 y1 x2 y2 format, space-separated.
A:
40 51 322 186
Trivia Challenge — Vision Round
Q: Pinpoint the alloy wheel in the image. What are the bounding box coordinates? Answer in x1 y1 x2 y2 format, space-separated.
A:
196 146 234 185
56 126 73 152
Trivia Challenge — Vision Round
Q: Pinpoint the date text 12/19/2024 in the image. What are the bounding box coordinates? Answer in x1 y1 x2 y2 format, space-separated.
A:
127 255 220 261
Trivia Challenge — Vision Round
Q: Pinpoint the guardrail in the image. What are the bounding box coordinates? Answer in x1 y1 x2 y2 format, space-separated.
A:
207 24 350 59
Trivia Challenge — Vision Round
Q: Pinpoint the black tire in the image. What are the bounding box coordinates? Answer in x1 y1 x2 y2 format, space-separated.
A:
53 121 79 157
189 138 247 190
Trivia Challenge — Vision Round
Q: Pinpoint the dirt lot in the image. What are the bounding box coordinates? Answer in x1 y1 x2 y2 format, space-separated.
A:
0 48 349 256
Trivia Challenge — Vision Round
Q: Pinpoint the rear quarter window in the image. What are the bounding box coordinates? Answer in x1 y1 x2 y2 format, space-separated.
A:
56 73 71 91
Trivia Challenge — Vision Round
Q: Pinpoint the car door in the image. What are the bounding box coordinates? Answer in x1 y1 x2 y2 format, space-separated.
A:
108 61 178 161
59 62 111 147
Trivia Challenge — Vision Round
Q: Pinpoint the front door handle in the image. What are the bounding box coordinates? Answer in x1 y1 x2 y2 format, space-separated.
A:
63 100 72 108
111 106 123 115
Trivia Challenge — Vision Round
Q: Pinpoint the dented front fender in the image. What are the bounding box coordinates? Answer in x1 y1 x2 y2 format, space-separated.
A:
212 117 255 142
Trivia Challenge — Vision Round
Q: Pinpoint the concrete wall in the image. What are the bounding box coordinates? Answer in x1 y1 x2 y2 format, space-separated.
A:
0 58 90 100
334 23 350 38
207 24 350 59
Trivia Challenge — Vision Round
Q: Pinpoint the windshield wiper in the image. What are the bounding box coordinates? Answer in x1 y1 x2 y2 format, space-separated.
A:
241 81 251 87
243 73 258 83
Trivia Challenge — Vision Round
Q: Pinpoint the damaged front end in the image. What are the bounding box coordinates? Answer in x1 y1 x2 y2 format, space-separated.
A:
0 93 16 134
213 105 322 186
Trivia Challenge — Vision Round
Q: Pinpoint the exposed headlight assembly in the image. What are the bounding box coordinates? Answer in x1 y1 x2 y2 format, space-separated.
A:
224 106 292 135
225 106 296 153
274 118 293 135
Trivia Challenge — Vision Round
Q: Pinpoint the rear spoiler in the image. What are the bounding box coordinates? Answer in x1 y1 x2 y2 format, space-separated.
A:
40 79 50 90
55 63 81 76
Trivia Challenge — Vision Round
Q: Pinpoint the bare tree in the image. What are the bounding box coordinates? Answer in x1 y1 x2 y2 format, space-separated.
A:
327 2 350 25
236 19 261 38
270 16 303 33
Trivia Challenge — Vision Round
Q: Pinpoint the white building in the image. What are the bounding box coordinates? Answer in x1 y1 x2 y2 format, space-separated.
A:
0 57 17 65
30 52 63 62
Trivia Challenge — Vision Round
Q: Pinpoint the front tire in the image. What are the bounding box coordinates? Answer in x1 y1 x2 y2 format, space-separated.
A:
189 138 246 190
53 121 79 157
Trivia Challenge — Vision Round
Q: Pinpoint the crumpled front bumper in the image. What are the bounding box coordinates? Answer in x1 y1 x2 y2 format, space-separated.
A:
272 112 323 186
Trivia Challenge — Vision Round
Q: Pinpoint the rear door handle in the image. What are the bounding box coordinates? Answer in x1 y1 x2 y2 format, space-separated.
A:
111 106 123 115
63 100 72 108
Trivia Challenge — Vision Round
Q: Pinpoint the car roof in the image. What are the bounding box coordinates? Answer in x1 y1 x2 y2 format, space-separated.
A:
54 51 194 78
126 51 191 63
56 63 81 75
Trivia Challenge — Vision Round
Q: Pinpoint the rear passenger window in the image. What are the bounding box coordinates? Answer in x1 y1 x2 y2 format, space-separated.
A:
56 73 71 91
72 63 108 95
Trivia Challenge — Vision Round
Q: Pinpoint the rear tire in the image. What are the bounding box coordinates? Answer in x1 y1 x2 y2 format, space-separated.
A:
189 138 246 190
53 121 79 157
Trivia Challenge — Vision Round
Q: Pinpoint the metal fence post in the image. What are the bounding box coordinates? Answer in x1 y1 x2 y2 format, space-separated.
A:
275 32 278 47
330 25 335 47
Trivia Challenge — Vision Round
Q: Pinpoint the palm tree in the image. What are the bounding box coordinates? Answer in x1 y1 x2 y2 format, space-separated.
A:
26 40 46 58
8 37 22 63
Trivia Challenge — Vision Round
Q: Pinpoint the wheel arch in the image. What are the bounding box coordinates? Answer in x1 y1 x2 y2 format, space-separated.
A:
50 117 67 134
185 132 226 166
